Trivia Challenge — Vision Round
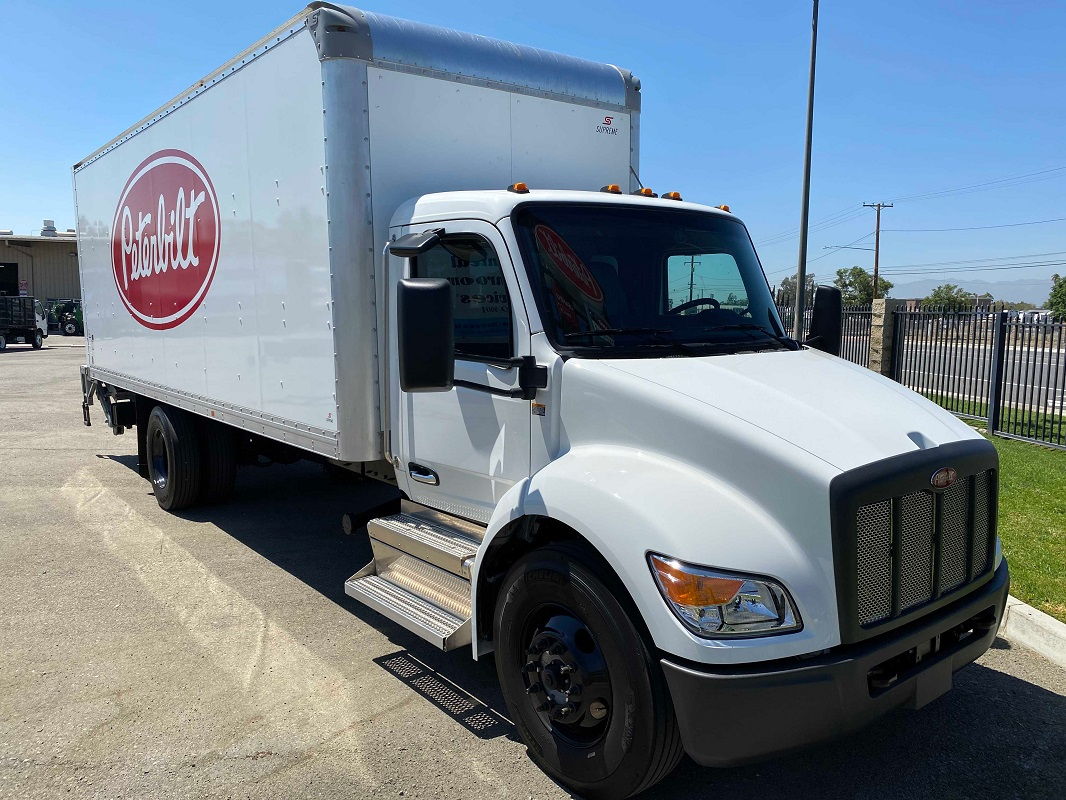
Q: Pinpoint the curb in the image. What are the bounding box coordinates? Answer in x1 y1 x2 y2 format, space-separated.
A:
998 594 1066 670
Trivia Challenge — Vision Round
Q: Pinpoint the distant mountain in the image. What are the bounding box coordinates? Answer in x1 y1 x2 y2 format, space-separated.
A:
889 276 1055 306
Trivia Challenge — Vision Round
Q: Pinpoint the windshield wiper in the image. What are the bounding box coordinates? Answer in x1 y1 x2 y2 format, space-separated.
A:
563 327 671 340
699 323 798 350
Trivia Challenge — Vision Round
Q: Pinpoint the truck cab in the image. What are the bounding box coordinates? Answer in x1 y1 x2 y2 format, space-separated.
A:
348 186 1009 793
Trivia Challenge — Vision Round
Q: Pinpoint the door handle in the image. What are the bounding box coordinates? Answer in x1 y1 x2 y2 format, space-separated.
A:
408 463 440 485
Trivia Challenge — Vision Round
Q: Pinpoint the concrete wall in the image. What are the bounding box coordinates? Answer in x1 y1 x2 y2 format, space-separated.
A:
0 237 81 300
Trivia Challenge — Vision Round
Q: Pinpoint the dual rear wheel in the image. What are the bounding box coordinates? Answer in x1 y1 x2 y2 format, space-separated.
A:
145 405 236 510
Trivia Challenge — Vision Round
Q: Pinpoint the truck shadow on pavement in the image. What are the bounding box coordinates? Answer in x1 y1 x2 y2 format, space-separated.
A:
113 457 1064 800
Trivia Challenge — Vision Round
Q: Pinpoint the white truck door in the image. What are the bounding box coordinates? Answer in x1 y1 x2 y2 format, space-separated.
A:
396 221 532 523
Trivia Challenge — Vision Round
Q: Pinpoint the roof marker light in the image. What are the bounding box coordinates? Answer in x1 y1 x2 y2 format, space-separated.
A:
715 204 731 213
632 187 658 198
662 191 683 201
600 184 622 194
507 182 530 193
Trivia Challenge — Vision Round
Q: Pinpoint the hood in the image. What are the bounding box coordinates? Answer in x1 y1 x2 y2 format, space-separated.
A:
596 348 980 472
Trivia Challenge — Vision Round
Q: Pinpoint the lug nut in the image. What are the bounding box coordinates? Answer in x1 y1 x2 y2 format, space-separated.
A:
558 704 575 717
558 664 574 675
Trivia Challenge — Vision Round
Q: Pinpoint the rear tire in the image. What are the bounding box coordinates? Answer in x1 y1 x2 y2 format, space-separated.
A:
199 420 236 503
145 405 202 511
0 335 6 351
493 543 684 799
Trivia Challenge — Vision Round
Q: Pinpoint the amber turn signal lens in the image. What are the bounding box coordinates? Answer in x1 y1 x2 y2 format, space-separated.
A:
508 182 530 193
600 184 622 194
650 556 744 606
662 191 683 201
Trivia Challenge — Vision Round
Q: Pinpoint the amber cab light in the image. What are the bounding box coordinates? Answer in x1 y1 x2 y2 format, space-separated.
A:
662 191 683 201
632 187 658 198
507 182 530 193
715 204 731 212
600 184 623 194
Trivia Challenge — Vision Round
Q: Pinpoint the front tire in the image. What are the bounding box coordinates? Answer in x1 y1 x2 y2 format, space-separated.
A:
145 405 202 511
494 544 683 799
32 330 44 349
63 321 77 335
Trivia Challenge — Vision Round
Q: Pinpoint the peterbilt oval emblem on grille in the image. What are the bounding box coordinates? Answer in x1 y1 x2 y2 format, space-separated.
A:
930 467 958 489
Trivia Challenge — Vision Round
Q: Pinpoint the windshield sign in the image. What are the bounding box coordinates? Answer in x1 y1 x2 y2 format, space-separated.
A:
512 203 789 356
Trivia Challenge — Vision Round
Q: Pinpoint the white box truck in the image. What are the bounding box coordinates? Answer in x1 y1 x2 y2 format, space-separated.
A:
74 4 1009 797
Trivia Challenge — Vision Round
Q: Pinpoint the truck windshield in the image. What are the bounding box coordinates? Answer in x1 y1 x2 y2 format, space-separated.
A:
511 203 791 357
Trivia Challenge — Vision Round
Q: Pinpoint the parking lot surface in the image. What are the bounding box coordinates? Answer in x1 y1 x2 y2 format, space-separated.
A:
2 343 1065 799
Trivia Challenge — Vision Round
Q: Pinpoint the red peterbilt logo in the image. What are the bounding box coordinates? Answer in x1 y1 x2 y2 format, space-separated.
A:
534 224 603 303
111 149 220 329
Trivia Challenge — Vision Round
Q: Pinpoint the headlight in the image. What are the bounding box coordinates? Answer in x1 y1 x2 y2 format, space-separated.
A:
648 554 801 637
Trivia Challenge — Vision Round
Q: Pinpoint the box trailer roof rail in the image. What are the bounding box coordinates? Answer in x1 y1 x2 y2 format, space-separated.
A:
73 2 639 172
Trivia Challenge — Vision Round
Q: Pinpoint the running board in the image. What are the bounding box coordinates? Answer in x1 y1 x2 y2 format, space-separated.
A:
345 503 485 651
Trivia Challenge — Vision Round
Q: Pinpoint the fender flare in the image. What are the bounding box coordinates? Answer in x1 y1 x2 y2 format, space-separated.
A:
468 444 825 661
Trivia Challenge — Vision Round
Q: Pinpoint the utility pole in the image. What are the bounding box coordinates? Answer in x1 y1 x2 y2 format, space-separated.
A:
792 0 819 339
688 255 698 303
863 202 893 300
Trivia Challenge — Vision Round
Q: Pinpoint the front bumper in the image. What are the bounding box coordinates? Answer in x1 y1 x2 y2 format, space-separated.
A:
662 561 1009 767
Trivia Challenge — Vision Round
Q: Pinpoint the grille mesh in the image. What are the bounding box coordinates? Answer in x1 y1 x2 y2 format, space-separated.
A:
855 469 994 628
855 500 893 625
898 491 934 612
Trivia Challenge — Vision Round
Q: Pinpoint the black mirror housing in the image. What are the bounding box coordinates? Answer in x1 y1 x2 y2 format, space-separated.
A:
397 278 454 392
805 285 843 356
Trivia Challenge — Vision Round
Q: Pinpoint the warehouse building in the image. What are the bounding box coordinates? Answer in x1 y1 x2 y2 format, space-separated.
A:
0 220 81 302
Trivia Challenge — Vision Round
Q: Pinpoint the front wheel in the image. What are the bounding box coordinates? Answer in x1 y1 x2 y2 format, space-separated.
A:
32 330 44 349
63 321 78 336
494 544 684 799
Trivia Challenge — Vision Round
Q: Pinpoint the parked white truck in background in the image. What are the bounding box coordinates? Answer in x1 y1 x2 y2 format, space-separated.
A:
73 4 1010 797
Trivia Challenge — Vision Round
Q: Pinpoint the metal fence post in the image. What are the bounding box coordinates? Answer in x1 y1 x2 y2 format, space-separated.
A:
987 311 1008 433
868 298 904 377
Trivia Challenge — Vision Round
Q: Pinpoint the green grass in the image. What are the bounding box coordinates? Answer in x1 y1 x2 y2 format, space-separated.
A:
964 420 1066 622
922 392 1066 445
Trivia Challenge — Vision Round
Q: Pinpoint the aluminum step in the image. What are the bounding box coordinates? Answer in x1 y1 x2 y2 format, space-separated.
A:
345 547 472 651
368 509 482 578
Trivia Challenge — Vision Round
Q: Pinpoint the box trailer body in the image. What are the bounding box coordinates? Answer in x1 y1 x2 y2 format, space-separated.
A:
74 6 637 462
74 5 1009 798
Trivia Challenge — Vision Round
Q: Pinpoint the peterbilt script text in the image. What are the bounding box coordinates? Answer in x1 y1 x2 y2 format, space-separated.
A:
118 187 206 290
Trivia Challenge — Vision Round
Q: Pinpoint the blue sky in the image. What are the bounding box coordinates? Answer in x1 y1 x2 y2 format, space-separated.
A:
2 0 1063 301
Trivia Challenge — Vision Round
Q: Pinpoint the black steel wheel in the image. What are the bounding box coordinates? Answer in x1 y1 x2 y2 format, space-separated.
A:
145 405 201 511
494 543 683 799
63 321 78 336
32 330 44 349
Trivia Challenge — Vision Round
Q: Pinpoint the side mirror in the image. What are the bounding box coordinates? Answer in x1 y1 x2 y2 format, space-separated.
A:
805 285 842 356
397 278 454 392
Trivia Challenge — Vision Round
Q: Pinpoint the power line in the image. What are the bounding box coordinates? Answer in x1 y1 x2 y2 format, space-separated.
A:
883 215 1066 232
889 164 1066 204
877 249 1066 270
884 261 1066 276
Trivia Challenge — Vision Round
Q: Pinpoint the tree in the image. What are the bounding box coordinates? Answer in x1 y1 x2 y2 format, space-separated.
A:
833 266 893 306
1048 274 1066 319
923 284 987 307
777 272 816 306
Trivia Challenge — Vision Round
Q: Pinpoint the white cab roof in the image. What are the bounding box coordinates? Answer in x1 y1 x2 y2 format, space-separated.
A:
389 190 739 228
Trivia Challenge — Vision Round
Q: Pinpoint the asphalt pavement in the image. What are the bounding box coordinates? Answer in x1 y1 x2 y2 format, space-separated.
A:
2 342 1064 800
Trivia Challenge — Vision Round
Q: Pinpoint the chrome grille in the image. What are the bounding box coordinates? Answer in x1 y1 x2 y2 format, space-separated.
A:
855 470 994 628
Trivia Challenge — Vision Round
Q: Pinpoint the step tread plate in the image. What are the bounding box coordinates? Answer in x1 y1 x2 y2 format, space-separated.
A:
345 574 469 647
371 513 480 557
